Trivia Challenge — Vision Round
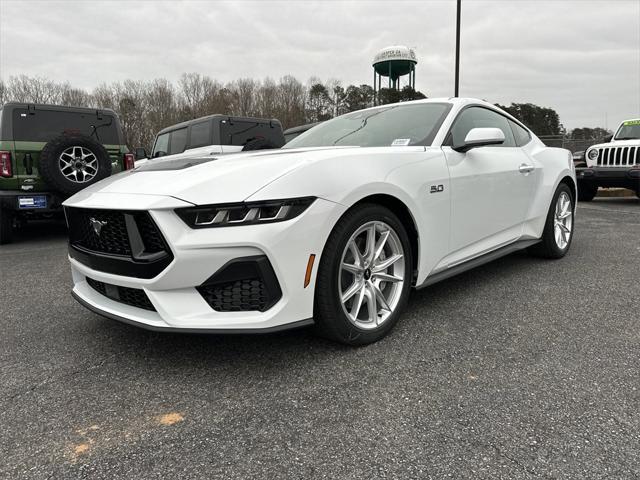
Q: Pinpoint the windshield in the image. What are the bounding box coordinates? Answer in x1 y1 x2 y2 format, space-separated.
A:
615 120 640 140
283 103 451 149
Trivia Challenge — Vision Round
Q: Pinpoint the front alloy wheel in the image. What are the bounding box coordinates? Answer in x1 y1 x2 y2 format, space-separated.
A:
339 221 405 329
314 204 412 345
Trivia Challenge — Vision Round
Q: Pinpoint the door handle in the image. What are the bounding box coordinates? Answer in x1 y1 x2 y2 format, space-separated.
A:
518 163 534 174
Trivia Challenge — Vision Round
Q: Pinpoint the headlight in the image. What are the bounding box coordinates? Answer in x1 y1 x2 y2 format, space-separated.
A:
587 149 599 161
176 197 316 228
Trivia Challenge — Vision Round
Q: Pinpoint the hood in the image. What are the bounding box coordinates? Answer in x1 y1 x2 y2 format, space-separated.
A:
70 147 356 206
589 139 640 150
609 138 640 146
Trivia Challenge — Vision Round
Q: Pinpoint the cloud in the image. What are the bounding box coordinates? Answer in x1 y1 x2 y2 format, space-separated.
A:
1 0 638 129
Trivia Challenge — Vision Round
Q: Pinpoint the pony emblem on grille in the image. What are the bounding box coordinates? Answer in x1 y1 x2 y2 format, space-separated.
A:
89 217 108 237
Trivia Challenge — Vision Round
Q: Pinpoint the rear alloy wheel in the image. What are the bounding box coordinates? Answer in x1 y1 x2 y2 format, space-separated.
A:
528 184 574 259
314 204 412 345
553 191 574 250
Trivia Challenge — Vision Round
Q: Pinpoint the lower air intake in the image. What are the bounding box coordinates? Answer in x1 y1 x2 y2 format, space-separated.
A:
197 256 282 312
86 277 156 311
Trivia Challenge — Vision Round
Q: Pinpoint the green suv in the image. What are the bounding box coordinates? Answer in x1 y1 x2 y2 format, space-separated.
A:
0 103 133 244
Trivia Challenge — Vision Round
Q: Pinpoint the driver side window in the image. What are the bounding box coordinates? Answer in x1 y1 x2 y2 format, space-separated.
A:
450 107 516 148
152 132 169 158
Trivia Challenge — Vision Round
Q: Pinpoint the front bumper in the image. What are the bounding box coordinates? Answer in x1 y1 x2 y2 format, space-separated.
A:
68 195 347 332
576 166 640 190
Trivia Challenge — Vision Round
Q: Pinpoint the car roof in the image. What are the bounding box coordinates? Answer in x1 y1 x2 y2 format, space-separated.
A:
1 102 117 115
328 97 531 133
340 97 507 114
157 114 282 135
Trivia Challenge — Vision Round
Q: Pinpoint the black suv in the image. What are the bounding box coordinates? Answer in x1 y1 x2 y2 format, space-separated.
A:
136 115 285 161
0 103 133 243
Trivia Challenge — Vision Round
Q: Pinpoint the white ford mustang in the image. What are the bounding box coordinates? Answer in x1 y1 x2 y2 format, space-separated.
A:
64 98 576 345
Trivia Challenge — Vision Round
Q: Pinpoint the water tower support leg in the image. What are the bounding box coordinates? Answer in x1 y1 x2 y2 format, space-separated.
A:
373 70 375 106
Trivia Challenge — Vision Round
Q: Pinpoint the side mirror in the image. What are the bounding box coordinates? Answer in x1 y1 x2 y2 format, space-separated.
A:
604 134 613 143
453 128 505 152
135 147 148 160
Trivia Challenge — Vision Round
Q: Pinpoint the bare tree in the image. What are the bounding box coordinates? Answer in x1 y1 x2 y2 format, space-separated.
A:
0 80 7 106
7 75 62 104
255 77 278 119
274 75 306 128
0 73 426 148
60 83 91 107
306 82 331 122
228 78 257 117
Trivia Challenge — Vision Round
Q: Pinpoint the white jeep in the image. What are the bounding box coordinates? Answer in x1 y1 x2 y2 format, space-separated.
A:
578 119 640 201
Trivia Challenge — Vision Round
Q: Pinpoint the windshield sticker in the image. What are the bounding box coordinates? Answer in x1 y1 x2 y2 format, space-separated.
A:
391 138 411 146
623 120 640 126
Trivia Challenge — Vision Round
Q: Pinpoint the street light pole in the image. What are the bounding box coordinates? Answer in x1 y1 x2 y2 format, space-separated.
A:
454 0 461 97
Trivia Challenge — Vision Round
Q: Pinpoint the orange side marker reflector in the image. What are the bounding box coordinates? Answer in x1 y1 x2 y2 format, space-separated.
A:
304 254 316 288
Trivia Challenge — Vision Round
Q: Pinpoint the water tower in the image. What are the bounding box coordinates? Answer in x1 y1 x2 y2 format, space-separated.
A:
372 45 417 104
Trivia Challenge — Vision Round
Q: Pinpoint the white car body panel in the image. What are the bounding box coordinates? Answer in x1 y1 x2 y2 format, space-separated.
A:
441 144 537 267
63 98 575 332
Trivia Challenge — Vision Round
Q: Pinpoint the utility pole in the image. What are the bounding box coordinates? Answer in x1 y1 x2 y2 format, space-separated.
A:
454 0 461 97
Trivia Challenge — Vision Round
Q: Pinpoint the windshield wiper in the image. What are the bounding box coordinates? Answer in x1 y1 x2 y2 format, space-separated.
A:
615 137 639 140
90 117 114 142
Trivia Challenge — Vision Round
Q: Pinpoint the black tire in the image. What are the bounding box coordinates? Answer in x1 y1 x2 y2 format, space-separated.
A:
242 138 280 151
0 208 14 245
577 181 598 202
528 183 574 259
39 135 112 196
313 204 413 346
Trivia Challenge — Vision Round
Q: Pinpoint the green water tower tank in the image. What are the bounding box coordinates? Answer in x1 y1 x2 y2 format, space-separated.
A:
372 45 417 102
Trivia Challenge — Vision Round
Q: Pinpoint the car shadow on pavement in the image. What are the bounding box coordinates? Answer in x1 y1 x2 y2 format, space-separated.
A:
11 218 68 244
82 249 545 372
592 196 639 205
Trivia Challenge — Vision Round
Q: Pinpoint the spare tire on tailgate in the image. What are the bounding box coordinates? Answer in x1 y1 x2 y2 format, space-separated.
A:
39 135 112 196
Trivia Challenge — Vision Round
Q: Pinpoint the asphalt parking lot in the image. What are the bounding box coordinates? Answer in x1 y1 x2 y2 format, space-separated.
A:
1 198 639 479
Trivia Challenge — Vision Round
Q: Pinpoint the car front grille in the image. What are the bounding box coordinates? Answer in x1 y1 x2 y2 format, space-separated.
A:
70 209 131 255
67 208 167 256
66 208 173 279
86 277 156 311
596 146 640 166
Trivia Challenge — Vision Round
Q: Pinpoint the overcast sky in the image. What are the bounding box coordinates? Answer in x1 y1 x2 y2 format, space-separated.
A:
1 0 639 130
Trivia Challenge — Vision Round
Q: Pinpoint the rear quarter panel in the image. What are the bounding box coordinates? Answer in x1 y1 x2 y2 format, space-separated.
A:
522 141 575 240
